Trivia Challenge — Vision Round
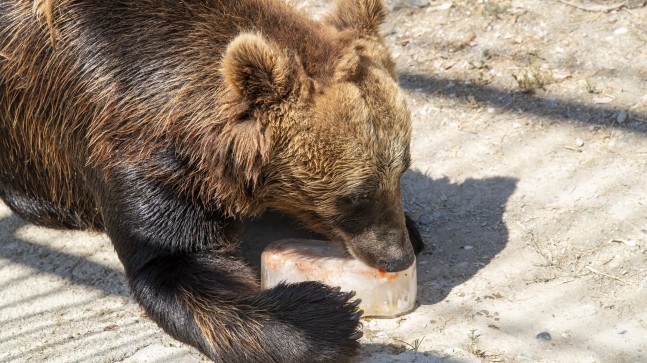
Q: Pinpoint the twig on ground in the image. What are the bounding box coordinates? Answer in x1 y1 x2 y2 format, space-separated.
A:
564 146 583 152
585 265 631 285
438 317 454 333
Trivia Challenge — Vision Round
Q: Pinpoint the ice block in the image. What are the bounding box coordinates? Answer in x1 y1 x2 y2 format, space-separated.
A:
260 239 416 318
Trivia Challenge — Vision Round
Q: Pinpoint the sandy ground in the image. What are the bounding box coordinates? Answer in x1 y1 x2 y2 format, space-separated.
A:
2 0 647 362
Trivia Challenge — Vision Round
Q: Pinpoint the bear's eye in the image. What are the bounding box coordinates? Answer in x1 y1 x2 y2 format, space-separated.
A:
338 192 371 208
349 192 371 204
337 178 378 208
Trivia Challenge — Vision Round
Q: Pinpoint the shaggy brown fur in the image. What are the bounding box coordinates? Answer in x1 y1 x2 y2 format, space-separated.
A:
1 0 422 361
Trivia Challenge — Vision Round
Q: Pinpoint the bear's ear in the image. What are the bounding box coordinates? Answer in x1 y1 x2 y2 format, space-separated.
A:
325 0 387 39
221 33 293 106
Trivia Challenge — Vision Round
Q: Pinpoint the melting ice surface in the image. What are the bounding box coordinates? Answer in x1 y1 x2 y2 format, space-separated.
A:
261 239 417 318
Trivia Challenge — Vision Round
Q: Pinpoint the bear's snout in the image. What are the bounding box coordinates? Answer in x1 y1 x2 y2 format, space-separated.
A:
344 224 415 273
379 252 415 272
376 228 416 272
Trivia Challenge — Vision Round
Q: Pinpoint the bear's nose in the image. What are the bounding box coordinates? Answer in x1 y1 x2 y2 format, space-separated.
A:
380 253 414 272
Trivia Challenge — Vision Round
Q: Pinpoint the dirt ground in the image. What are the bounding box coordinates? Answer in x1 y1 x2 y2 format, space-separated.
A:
1 0 646 362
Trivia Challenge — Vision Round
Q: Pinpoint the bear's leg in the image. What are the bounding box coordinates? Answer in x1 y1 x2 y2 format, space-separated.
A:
0 189 101 230
405 213 425 254
120 245 362 362
97 168 362 363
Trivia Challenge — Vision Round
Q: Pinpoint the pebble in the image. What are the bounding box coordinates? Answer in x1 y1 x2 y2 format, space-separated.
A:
432 211 446 219
575 138 585 147
418 215 433 225
536 331 552 341
432 2 453 11
409 0 429 7
614 27 628 35
593 96 613 104
616 110 628 124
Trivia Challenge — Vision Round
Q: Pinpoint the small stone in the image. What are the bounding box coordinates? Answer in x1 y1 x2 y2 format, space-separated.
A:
463 245 473 250
593 96 613 104
536 331 552 341
433 2 453 11
409 0 429 7
575 138 585 147
616 111 628 124
614 27 628 35
552 69 571 81
418 214 433 225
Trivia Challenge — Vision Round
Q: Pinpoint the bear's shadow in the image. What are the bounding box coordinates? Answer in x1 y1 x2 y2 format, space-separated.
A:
0 169 516 361
242 169 517 306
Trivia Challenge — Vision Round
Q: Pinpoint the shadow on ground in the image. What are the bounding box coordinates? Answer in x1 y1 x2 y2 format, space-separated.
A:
0 214 127 298
400 72 647 134
402 171 517 305
242 170 517 307
361 343 470 363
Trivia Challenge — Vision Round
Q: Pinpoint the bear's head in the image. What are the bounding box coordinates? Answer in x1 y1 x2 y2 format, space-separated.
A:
219 0 415 272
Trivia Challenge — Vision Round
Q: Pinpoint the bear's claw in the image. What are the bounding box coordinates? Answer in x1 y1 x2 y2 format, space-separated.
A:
350 310 364 321
348 298 362 309
349 331 363 340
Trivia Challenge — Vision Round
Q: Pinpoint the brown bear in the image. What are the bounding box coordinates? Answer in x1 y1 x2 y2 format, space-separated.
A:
0 0 423 361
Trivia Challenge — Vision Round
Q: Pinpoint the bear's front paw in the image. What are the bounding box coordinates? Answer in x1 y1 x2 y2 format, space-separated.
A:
260 281 363 362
